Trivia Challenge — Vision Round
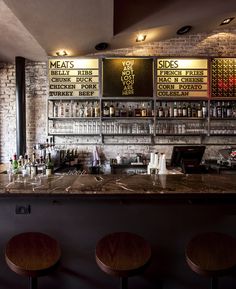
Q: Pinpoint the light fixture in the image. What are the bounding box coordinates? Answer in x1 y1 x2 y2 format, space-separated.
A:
177 25 192 35
220 17 234 25
95 42 109 51
56 50 68 56
136 34 146 42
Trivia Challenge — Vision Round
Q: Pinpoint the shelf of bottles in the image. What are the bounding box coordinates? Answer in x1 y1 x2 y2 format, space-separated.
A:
209 100 236 136
155 100 208 136
48 99 101 135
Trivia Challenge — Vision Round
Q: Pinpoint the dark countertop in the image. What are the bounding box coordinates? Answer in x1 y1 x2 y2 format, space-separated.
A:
0 173 236 199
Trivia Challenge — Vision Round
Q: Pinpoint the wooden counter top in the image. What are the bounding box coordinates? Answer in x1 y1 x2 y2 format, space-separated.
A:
0 173 236 199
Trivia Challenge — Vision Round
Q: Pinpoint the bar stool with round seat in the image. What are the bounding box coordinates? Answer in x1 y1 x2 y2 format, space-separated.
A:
185 232 236 289
95 232 152 289
5 232 61 289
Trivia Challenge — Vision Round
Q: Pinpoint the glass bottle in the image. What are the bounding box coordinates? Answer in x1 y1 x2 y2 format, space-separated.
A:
173 102 178 117
46 153 54 176
141 103 147 117
103 102 109 117
182 103 187 117
109 102 115 117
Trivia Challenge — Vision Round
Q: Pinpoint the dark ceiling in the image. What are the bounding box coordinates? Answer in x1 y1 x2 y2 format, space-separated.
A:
0 0 236 63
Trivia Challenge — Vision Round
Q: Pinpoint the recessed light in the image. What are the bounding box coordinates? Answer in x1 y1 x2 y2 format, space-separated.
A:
136 34 146 42
220 17 234 25
95 42 109 51
176 25 192 35
56 50 68 56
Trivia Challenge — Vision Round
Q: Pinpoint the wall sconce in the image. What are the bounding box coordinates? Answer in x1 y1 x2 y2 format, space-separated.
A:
220 17 234 25
136 34 146 42
56 50 68 56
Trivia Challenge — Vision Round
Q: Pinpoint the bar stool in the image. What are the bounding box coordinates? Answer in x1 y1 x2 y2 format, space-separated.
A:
5 232 61 289
185 232 236 289
95 232 152 289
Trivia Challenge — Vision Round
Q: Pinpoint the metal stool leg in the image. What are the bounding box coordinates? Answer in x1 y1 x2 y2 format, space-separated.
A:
29 277 37 289
120 277 128 289
211 277 218 289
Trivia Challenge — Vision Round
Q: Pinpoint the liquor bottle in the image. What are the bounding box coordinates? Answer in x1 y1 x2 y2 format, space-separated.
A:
31 152 38 177
141 103 147 117
158 102 164 117
173 102 178 117
128 105 133 117
53 102 58 117
90 102 95 117
94 102 100 117
134 104 141 117
182 103 187 117
115 103 120 117
222 102 227 118
59 101 64 117
84 102 89 117
12 153 18 174
164 102 169 117
197 103 203 118
187 103 192 117
212 102 217 118
109 102 115 117
103 102 109 117
64 102 70 117
202 101 207 118
120 105 128 117
169 103 174 117
192 104 197 117
46 153 54 176
216 102 222 118
178 103 182 117
226 102 232 118
147 103 152 117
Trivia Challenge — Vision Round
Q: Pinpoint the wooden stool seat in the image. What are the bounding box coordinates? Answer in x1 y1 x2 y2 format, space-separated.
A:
95 232 151 289
185 232 236 289
5 232 61 289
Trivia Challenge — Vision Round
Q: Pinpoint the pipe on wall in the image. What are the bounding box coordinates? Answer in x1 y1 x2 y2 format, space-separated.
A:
15 56 26 156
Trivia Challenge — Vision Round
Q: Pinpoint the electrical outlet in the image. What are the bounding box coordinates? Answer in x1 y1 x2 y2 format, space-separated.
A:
15 205 31 214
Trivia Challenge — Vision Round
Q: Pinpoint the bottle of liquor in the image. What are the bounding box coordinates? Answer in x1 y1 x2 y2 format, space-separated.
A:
84 102 89 117
53 102 58 117
128 105 133 117
192 104 197 117
202 101 207 118
90 102 95 117
103 102 109 117
216 102 222 118
134 104 141 117
197 103 203 118
147 103 152 117
109 102 115 117
169 103 174 117
120 105 127 117
141 103 147 117
46 153 54 176
226 102 232 118
94 102 100 117
115 103 120 117
178 102 182 117
173 102 178 117
222 101 227 118
64 102 70 117
31 152 38 177
187 102 192 117
164 102 169 117
59 101 64 117
158 102 164 117
182 103 187 117
12 153 18 174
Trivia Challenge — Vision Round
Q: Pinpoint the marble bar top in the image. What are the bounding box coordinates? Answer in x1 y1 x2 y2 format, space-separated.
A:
0 173 236 198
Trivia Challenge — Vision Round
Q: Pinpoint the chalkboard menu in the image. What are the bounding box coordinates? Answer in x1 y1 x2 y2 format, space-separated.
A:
211 58 236 97
157 58 208 97
48 58 99 97
103 58 153 97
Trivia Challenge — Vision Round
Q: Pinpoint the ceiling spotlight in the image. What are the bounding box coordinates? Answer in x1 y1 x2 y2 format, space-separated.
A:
220 17 234 25
136 34 146 42
177 25 192 35
95 42 109 51
56 50 68 56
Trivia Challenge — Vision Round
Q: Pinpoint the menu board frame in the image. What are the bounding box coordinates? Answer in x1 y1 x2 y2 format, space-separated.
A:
102 57 154 97
156 56 210 99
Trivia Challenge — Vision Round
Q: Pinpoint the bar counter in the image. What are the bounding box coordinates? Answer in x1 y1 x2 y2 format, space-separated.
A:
0 173 236 199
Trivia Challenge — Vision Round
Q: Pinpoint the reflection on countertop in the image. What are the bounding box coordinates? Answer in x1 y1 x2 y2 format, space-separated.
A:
0 172 236 197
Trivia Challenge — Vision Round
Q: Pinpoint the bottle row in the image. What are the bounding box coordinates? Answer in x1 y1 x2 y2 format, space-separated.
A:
155 122 207 135
49 101 100 118
9 152 54 177
49 100 236 120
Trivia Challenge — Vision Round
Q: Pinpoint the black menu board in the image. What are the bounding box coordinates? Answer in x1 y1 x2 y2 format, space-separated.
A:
211 58 236 97
103 58 153 97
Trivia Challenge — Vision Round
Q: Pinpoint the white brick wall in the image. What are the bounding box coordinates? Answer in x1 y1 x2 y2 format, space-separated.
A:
1 25 236 165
